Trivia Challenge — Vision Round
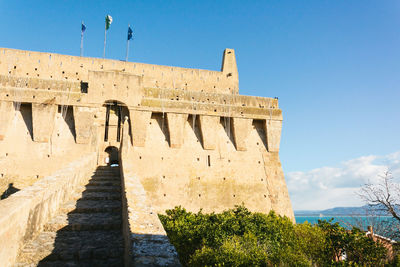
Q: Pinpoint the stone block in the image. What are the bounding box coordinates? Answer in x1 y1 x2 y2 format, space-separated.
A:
199 115 220 150
166 113 188 148
32 103 57 143
129 110 152 147
0 101 14 141
73 106 95 144
265 119 282 152
231 117 252 151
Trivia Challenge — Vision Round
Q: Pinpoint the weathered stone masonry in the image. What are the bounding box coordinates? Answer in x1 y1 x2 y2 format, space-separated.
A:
0 47 294 265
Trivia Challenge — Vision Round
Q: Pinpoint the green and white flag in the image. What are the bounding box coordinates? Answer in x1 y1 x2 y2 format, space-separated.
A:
103 14 113 58
105 15 113 30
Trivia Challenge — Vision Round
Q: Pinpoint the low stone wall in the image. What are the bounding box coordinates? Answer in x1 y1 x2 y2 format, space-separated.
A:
120 163 181 266
0 152 97 267
120 125 181 266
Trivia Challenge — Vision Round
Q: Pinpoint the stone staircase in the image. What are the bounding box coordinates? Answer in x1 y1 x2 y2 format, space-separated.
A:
14 165 124 267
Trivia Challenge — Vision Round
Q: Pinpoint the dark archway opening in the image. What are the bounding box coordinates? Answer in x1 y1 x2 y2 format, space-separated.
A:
105 146 119 166
103 101 129 143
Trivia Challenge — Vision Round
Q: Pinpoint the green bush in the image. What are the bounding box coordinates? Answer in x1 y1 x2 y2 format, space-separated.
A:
190 233 271 267
315 219 388 266
159 206 388 267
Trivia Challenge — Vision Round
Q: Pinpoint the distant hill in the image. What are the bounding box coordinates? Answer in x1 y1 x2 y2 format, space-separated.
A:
295 205 388 216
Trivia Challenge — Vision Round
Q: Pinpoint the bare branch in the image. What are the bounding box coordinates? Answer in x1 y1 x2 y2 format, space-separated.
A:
358 170 400 225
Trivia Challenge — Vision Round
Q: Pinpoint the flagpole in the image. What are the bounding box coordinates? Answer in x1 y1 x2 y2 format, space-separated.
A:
103 22 107 58
80 21 84 57
125 39 130 61
125 25 130 61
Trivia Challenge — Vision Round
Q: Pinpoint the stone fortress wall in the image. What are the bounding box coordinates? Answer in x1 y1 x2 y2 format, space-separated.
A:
0 47 294 221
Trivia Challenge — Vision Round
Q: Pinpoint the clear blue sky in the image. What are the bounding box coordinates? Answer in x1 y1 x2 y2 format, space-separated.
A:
1 0 399 209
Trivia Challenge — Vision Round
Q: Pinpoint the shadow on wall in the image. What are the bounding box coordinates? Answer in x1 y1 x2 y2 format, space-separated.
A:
12 104 77 142
220 117 235 146
188 115 203 148
154 113 170 145
19 104 33 140
0 183 20 200
253 119 268 150
60 106 76 141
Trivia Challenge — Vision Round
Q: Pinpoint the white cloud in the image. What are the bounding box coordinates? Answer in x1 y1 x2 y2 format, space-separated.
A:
287 151 400 210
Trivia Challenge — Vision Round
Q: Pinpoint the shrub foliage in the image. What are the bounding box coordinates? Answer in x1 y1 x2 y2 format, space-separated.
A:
159 205 389 267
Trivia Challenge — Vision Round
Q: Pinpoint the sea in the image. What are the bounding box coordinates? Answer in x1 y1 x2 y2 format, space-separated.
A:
295 215 397 238
295 215 394 225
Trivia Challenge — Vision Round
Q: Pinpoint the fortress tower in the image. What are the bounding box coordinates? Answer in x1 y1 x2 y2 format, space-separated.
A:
0 47 294 265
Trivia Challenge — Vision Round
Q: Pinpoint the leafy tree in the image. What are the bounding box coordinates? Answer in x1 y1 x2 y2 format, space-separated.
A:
159 206 309 266
317 219 349 263
189 233 271 267
317 219 387 266
295 222 327 266
159 206 389 267
345 228 387 265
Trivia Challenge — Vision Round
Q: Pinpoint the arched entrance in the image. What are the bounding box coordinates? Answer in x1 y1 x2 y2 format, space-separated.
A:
104 146 119 166
103 100 129 143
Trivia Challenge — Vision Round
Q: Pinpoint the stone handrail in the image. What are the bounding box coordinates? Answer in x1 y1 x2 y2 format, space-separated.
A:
0 152 97 267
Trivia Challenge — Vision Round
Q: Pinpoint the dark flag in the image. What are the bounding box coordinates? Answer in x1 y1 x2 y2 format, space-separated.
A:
126 25 133 61
80 21 86 56
127 26 133 40
81 22 86 33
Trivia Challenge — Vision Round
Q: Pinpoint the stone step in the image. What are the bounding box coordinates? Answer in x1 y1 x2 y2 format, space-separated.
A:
92 171 120 175
44 213 122 232
14 165 124 266
85 185 121 193
73 191 121 201
90 174 120 180
72 183 121 198
94 165 117 169
88 176 120 181
91 173 119 177
95 166 118 170
15 231 123 266
93 170 120 175
60 200 121 214
87 180 121 187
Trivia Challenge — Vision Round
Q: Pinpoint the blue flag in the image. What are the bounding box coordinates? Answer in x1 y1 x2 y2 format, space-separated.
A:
81 22 86 33
127 26 133 40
